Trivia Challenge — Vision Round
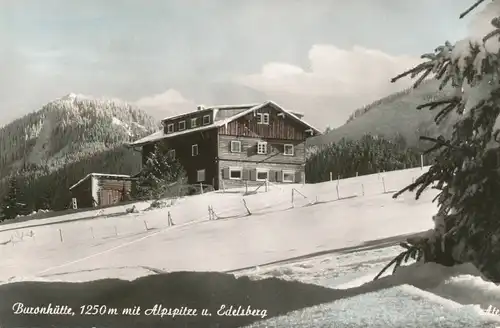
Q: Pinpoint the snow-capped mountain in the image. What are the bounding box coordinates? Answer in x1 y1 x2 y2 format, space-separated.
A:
0 93 160 175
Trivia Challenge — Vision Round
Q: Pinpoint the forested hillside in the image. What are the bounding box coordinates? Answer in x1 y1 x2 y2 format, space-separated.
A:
307 79 457 148
305 134 432 183
0 93 160 214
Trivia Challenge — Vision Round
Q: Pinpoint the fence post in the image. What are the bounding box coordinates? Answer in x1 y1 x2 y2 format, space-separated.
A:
245 181 248 194
382 177 386 193
200 183 204 194
356 172 358 177
90 227 95 239
265 179 268 192
59 229 63 243
330 172 332 181
143 220 149 231
421 154 424 170
291 189 295 208
336 184 340 200
222 180 226 193
361 183 365 196
208 205 212 220
242 199 251 216
114 226 118 236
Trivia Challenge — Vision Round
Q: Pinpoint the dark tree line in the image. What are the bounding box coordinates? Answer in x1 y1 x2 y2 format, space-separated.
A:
0 146 144 220
0 142 189 221
305 134 433 183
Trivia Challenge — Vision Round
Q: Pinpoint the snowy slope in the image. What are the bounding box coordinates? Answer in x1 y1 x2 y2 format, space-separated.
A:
0 167 435 282
2 166 500 327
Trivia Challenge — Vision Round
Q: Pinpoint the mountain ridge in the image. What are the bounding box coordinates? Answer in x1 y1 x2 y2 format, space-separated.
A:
0 94 160 175
0 94 161 211
307 79 457 148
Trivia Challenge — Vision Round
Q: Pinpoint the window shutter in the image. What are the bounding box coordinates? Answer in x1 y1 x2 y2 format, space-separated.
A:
295 171 302 183
276 170 283 182
250 169 256 181
242 169 250 180
269 170 276 182
222 168 230 179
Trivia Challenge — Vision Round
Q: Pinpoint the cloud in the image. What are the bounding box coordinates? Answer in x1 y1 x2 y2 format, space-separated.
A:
135 89 196 119
234 44 421 128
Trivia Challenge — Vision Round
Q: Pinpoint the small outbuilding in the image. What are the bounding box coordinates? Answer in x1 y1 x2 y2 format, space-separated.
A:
69 173 137 209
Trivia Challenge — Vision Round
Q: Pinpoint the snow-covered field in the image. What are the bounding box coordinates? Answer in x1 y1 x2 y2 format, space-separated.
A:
2 166 500 327
0 167 434 282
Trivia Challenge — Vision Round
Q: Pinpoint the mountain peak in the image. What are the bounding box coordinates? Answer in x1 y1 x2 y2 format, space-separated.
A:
59 93 91 101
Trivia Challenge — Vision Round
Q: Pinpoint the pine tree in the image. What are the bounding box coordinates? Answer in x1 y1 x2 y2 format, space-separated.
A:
136 143 186 200
378 0 500 282
1 176 22 221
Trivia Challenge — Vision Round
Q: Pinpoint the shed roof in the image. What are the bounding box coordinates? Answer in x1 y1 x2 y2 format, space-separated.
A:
69 173 135 191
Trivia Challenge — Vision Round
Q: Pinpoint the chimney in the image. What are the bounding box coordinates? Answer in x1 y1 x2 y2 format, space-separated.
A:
197 105 205 111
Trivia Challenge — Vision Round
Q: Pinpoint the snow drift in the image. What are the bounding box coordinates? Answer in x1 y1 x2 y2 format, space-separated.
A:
1 262 500 327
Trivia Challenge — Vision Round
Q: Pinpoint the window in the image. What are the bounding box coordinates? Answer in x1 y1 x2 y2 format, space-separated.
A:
178 121 186 131
282 170 295 183
256 169 269 181
257 113 270 124
263 113 270 124
257 142 267 154
202 115 211 125
230 140 242 152
284 144 294 156
192 144 199 156
191 118 198 128
197 169 205 182
229 167 242 180
167 149 176 160
167 123 174 133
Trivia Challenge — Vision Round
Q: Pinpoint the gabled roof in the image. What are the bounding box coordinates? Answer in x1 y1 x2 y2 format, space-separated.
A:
69 173 134 191
129 101 321 147
161 103 260 122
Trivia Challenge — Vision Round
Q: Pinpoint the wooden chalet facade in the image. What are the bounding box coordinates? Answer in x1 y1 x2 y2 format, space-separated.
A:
129 101 321 190
69 173 136 208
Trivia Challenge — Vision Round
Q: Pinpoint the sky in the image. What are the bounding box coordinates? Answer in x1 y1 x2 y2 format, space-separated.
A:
0 0 489 129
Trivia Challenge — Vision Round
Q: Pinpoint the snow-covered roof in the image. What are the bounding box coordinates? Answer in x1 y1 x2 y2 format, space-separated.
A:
69 173 134 191
130 101 322 147
128 125 218 147
202 103 261 110
161 103 260 122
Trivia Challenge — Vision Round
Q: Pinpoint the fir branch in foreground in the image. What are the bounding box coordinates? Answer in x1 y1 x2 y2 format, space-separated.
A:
459 0 486 19
416 97 462 124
